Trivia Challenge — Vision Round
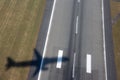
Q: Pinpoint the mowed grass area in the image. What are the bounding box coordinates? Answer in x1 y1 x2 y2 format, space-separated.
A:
0 0 45 80
110 0 120 80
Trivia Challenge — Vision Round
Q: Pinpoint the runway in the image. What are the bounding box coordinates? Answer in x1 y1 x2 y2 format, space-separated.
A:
28 0 116 80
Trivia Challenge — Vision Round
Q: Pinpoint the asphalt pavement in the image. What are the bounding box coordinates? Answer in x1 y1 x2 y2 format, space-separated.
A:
104 0 117 80
77 0 106 79
74 0 116 80
37 0 74 80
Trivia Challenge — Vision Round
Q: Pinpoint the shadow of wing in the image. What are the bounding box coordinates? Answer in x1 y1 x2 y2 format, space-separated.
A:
34 49 42 60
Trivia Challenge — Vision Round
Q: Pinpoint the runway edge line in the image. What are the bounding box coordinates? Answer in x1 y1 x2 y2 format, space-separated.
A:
102 0 108 80
37 0 57 80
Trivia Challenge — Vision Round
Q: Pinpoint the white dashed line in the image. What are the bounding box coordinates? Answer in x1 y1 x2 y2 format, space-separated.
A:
75 16 79 34
72 53 76 78
78 0 80 3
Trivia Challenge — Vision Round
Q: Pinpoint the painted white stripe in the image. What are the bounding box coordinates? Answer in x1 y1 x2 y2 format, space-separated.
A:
86 54 92 73
75 16 79 34
56 50 63 68
37 0 57 80
72 53 76 78
78 0 80 3
102 0 107 80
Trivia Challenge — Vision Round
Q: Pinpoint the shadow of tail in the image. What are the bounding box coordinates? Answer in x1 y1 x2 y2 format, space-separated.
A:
6 57 16 70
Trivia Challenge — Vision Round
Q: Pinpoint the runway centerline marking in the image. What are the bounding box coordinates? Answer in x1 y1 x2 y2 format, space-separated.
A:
75 16 79 34
102 0 107 80
37 0 57 80
86 54 92 73
78 0 80 3
56 50 63 68
72 53 76 78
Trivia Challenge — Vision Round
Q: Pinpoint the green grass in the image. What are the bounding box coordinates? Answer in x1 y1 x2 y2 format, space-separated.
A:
0 0 46 80
110 0 120 80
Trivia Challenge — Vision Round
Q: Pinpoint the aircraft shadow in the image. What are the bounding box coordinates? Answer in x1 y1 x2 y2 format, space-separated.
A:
5 49 69 77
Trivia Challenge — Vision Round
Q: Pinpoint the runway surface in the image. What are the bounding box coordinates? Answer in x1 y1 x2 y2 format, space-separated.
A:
37 0 74 80
28 0 116 80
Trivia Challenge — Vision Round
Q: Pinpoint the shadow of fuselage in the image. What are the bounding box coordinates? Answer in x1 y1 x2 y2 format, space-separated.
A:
5 49 69 77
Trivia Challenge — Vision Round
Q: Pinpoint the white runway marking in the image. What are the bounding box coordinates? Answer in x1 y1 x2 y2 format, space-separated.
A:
78 0 80 3
37 0 57 80
102 0 107 80
75 16 79 34
72 53 76 78
86 54 92 73
56 50 63 68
